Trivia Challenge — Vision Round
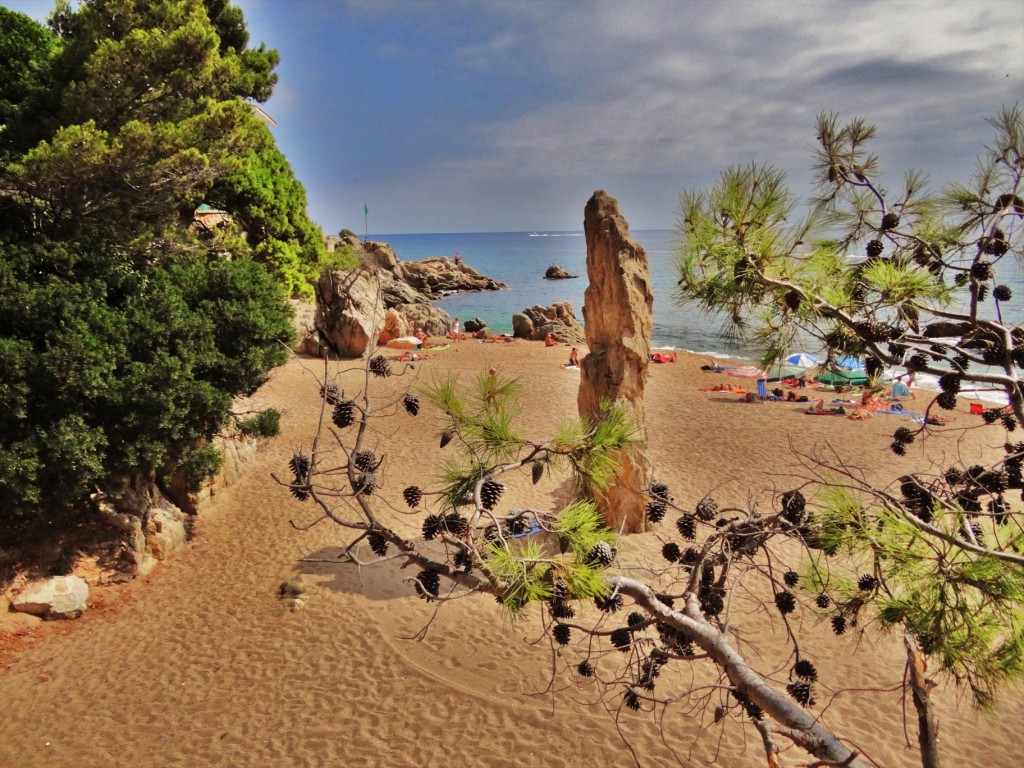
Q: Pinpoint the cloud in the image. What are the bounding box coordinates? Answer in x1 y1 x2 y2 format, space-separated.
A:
245 0 1023 231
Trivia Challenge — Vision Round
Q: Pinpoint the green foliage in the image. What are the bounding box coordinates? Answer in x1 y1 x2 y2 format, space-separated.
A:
237 408 281 438
674 108 1024 710
0 7 60 162
483 539 552 613
421 372 619 614
482 501 615 614
3 0 324 298
561 401 636 493
0 1 309 517
0 236 293 517
549 500 618 563
801 484 1024 707
176 444 224 491
318 242 359 272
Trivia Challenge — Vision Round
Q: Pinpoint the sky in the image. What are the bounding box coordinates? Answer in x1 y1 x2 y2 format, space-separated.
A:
4 0 1024 234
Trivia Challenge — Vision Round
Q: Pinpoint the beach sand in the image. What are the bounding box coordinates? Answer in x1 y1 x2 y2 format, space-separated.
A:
2 340 1022 767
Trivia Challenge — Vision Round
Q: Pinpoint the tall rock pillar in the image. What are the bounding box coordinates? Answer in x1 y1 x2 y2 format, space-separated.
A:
577 191 653 534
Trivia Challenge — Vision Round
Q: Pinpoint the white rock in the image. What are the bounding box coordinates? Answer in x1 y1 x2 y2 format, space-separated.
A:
12 575 89 618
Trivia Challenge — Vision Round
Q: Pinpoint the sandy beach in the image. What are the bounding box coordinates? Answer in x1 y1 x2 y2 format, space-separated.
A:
2 339 1022 768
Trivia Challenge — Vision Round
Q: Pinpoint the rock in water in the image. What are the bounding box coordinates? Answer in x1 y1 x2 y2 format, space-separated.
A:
577 190 653 533
545 264 577 279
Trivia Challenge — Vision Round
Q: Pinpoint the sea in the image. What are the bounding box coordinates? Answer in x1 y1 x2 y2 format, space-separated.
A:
371 230 748 355
369 230 1022 402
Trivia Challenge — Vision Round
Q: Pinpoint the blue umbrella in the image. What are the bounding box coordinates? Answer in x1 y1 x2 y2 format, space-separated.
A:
785 352 819 368
836 356 864 370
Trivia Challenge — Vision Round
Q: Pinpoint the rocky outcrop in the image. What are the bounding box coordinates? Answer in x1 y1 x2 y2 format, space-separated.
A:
12 575 89 619
545 264 577 279
512 302 585 345
392 258 503 298
289 299 321 357
314 266 386 358
314 241 506 357
577 190 653 534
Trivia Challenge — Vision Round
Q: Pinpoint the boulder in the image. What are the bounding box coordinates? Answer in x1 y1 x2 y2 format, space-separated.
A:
519 302 585 345
545 264 577 279
463 317 487 334
141 494 189 575
289 299 321 356
577 190 653 534
315 266 386 358
12 575 89 618
378 308 410 343
400 304 453 338
512 312 534 339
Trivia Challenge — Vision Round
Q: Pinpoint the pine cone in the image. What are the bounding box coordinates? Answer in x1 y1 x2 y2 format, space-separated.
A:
332 399 357 429
774 590 796 615
368 532 388 557
695 496 718 521
676 514 696 540
661 542 681 563
480 479 504 510
590 541 615 567
781 490 807 525
970 261 993 281
646 498 667 524
353 449 376 472
403 485 422 508
369 355 391 378
793 659 818 682
320 381 341 405
402 393 420 416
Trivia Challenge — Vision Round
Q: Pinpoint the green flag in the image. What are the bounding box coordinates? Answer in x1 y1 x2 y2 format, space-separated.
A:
364 203 369 216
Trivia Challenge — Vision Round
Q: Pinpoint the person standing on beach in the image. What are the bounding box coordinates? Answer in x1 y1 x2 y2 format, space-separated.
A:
450 317 460 339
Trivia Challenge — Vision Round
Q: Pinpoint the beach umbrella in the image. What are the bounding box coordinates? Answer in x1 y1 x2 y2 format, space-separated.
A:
836 355 864 370
784 352 819 368
726 365 767 379
765 365 809 382
815 369 869 385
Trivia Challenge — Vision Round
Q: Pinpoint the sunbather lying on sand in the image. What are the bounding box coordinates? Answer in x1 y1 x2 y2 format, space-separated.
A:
805 399 845 415
396 351 428 362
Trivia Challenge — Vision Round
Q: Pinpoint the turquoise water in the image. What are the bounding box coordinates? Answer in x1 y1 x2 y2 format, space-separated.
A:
371 230 758 358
